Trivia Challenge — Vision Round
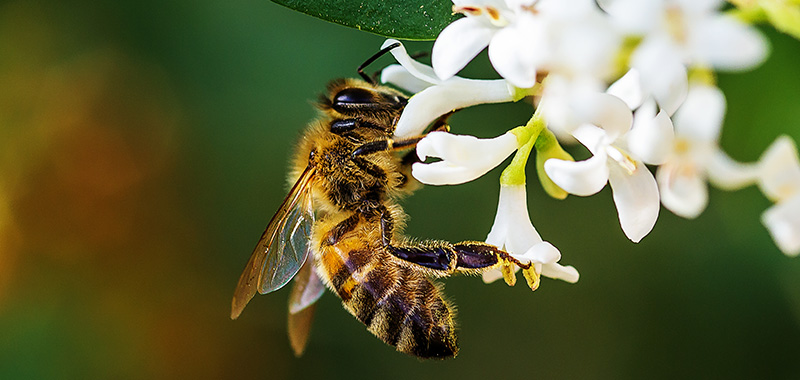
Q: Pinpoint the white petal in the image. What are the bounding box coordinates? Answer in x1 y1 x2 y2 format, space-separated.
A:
627 101 675 165
412 132 518 185
380 64 433 94
656 163 708 219
393 78 515 137
432 17 495 80
691 15 769 71
596 0 662 34
707 148 760 190
675 0 722 13
570 124 608 155
673 84 725 143
608 159 660 242
486 184 542 255
762 195 800 257
541 263 580 283
573 92 633 141
632 39 688 115
757 135 800 201
482 268 505 283
606 69 644 110
382 39 439 84
487 14 543 88
537 75 606 133
516 241 561 265
544 149 610 196
412 162 479 185
416 131 517 166
551 14 620 78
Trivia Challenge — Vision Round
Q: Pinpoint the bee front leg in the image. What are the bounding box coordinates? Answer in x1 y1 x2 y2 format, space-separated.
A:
351 113 453 158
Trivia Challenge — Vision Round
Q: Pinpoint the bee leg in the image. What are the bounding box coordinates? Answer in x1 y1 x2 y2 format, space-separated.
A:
353 112 453 159
451 242 539 290
386 238 540 289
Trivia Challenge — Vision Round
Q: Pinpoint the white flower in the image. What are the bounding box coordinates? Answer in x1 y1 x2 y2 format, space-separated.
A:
432 0 616 88
536 74 608 134
380 39 517 137
757 136 800 256
758 136 800 202
600 0 768 70
412 131 519 185
483 184 579 283
655 84 759 218
543 93 661 242
600 0 768 115
762 195 800 257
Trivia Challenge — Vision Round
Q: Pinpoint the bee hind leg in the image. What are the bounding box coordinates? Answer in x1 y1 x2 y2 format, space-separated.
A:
378 206 538 289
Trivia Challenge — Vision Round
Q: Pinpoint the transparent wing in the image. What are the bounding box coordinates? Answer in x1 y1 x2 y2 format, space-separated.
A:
287 259 326 357
231 166 316 320
288 258 326 314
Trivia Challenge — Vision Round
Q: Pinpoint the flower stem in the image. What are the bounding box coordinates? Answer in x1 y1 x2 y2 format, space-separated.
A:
501 112 546 186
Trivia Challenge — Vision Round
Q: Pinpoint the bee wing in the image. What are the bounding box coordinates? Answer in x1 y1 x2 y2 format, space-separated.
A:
231 166 316 320
288 257 326 314
287 258 326 357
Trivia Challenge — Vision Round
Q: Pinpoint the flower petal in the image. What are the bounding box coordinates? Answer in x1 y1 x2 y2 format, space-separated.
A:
762 195 800 257
632 39 688 115
673 84 725 143
516 241 561 265
606 69 645 109
412 131 518 185
656 162 708 219
541 263 580 283
757 135 800 202
432 17 496 80
485 184 542 254
544 148 610 196
596 0 661 34
380 64 434 94
482 268 505 283
627 101 675 165
608 159 660 242
707 148 760 190
487 14 543 88
416 131 518 166
691 15 769 71
393 78 515 137
383 39 439 84
573 92 633 141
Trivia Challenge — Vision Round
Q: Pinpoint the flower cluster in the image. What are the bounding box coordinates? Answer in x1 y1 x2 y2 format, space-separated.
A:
380 0 800 287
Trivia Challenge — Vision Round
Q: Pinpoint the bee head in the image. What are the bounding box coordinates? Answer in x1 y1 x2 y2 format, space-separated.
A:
319 79 407 117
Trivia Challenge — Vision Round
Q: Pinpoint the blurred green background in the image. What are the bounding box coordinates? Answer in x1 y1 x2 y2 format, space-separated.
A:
1 1 800 378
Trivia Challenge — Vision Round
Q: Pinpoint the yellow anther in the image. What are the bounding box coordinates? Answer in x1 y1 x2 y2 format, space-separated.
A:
522 267 541 291
501 262 517 286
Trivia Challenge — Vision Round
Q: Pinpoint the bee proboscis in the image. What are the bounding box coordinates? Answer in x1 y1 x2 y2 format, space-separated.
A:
231 44 536 359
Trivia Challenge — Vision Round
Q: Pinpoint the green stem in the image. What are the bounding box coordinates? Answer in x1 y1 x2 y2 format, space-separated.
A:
501 112 546 186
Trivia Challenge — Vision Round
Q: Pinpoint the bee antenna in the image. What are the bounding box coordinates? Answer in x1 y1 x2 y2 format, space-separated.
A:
358 42 402 85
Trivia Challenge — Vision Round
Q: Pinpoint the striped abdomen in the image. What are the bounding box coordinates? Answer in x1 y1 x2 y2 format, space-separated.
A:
318 235 458 358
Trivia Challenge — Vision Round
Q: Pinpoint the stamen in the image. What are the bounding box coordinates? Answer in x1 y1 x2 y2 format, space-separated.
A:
453 5 483 16
522 266 540 291
520 0 540 15
607 147 637 175
485 6 509 27
664 6 687 44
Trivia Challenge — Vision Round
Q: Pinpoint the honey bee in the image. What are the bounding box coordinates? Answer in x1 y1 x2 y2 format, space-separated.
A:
231 43 537 359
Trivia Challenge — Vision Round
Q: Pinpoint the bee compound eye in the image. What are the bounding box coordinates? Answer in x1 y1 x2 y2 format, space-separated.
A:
332 88 377 110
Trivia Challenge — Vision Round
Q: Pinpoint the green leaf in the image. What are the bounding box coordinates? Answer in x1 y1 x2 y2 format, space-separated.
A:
272 0 460 40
